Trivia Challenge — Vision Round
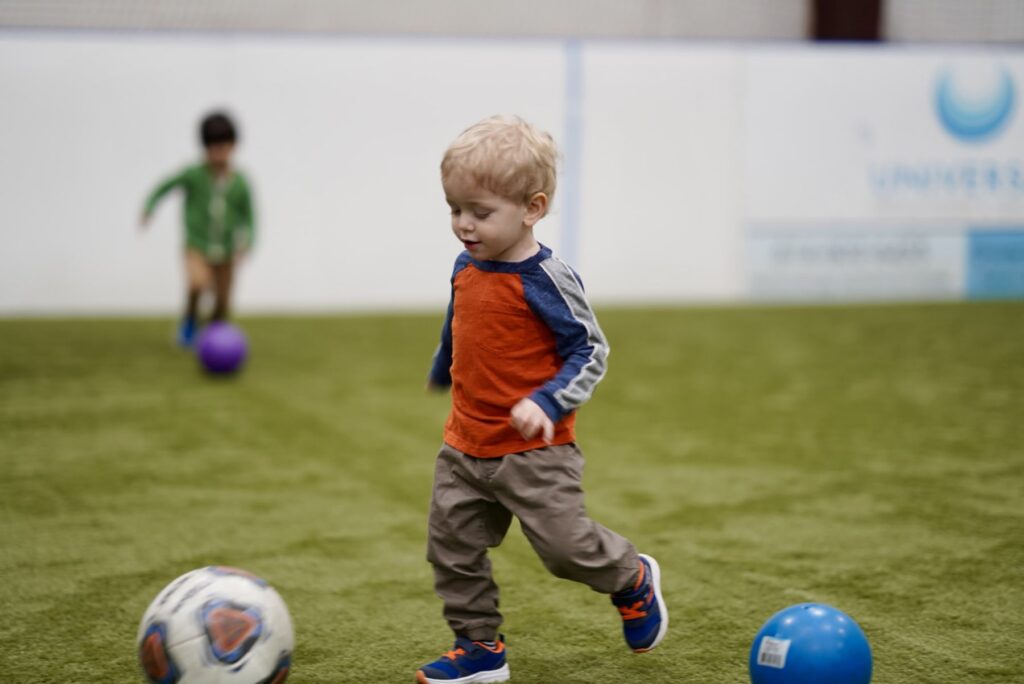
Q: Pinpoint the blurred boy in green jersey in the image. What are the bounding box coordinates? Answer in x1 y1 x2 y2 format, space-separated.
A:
141 112 255 347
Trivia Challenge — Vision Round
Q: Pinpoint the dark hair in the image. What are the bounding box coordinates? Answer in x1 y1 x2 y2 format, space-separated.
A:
199 112 238 147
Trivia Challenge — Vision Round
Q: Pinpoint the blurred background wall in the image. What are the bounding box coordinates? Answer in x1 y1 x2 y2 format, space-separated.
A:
0 0 1022 314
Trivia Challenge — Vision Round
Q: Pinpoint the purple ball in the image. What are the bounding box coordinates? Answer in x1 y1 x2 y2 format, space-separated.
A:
196 322 248 375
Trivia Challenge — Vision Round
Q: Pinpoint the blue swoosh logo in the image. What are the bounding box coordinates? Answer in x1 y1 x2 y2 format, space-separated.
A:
935 67 1015 143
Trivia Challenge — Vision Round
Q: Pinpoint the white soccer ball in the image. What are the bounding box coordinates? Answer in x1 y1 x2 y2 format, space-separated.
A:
137 566 294 684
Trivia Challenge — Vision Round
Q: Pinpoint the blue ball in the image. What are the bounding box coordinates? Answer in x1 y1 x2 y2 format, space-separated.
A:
749 603 872 684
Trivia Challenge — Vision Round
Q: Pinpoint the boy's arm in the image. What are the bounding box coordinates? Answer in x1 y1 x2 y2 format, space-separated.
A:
522 259 609 423
427 295 454 390
141 168 188 221
427 253 470 390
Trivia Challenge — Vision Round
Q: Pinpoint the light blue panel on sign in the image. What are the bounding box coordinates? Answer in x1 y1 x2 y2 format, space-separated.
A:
967 230 1024 299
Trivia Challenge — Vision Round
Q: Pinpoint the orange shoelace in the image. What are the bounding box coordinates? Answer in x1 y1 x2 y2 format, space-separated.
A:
617 600 648 621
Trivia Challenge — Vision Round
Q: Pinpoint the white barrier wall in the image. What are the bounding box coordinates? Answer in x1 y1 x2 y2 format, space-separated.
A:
0 33 568 314
580 43 743 303
0 32 1021 314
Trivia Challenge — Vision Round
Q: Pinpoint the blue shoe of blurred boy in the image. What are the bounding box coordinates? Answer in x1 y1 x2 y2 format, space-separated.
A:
416 635 509 683
177 317 197 348
611 553 668 653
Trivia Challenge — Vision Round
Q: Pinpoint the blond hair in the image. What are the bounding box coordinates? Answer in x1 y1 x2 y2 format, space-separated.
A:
441 115 558 208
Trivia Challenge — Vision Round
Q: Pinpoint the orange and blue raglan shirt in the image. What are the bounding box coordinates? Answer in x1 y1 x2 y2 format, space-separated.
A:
428 245 609 458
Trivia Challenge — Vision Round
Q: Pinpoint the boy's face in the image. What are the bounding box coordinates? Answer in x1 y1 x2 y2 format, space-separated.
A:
205 142 235 169
443 172 546 263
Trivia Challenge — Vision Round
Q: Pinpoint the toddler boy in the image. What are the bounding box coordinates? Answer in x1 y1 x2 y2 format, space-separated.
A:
418 115 668 683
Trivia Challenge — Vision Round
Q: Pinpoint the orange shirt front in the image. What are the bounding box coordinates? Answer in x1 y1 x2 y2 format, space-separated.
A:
429 247 609 458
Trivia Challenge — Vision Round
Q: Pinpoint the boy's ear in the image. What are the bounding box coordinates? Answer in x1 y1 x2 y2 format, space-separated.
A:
523 192 548 227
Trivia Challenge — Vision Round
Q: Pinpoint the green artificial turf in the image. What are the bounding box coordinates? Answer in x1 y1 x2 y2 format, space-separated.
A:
0 303 1022 683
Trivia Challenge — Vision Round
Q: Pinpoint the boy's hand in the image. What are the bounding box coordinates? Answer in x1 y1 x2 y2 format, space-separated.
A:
510 398 554 443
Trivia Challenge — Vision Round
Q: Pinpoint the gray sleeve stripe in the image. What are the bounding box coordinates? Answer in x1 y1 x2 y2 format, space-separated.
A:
539 257 610 411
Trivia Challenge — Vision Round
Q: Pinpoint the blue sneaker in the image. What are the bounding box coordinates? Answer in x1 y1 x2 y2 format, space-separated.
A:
416 635 509 683
176 317 197 348
611 553 668 653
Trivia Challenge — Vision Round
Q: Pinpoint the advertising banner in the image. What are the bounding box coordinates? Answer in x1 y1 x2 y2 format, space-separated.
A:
744 48 1024 300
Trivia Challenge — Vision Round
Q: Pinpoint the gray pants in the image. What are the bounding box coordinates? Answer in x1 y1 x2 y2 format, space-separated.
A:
426 442 639 641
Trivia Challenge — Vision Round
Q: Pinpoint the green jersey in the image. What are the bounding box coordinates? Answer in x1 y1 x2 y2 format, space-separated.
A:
144 163 255 262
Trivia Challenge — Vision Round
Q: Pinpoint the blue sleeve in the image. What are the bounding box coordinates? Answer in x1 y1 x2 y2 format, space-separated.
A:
521 257 610 422
427 253 471 387
428 296 454 387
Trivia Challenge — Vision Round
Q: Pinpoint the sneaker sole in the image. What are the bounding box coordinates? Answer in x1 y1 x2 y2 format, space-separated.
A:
634 553 669 653
416 663 510 684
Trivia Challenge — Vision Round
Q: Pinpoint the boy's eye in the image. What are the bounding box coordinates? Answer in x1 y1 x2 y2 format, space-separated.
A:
449 208 461 216
473 211 492 220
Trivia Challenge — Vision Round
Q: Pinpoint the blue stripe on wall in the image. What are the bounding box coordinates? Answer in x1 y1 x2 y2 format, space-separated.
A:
561 39 583 269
